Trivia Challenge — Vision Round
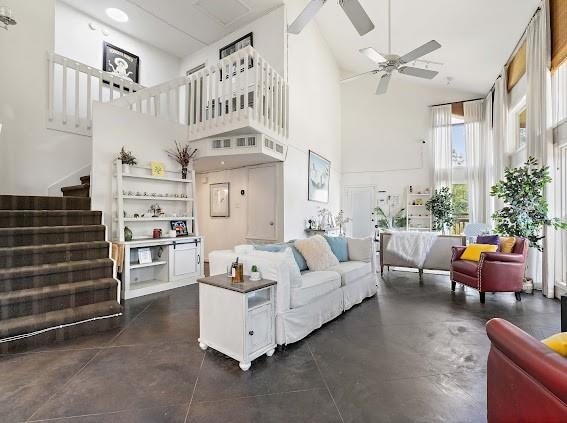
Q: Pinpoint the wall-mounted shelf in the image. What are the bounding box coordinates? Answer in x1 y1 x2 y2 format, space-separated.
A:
122 216 195 222
121 173 193 183
120 195 194 202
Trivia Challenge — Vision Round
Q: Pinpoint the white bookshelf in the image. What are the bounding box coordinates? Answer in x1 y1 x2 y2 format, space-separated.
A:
113 159 204 299
406 186 433 231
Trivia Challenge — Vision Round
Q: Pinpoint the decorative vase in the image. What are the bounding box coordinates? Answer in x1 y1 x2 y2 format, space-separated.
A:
181 166 188 180
122 164 130 175
250 271 261 281
124 226 133 241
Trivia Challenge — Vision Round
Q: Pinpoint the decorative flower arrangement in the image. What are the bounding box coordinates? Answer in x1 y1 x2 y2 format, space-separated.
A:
166 141 198 179
118 147 137 174
335 210 351 236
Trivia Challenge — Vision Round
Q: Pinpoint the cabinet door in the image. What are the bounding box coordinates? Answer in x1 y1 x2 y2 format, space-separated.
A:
170 242 200 281
246 304 272 356
247 165 278 241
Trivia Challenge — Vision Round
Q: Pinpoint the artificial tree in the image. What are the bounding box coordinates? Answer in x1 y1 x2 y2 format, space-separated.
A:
490 156 567 251
426 186 455 234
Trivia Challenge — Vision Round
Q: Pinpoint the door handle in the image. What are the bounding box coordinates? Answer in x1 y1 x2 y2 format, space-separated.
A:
197 254 201 264
269 222 274 226
248 330 254 336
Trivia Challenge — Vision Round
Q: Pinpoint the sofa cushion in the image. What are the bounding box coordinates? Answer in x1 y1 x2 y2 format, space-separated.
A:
255 242 308 271
251 248 302 288
283 242 309 271
347 237 372 262
477 235 500 247
328 261 372 286
499 237 516 254
324 236 349 262
291 271 341 308
461 244 498 262
452 259 479 277
542 333 567 357
294 235 339 271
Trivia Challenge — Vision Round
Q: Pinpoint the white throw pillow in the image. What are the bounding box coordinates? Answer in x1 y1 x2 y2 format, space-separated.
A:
234 244 254 255
294 235 339 271
347 237 372 262
250 248 302 288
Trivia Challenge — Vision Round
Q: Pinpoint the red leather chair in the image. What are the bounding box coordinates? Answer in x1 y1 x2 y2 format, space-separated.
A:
450 237 528 303
486 318 567 422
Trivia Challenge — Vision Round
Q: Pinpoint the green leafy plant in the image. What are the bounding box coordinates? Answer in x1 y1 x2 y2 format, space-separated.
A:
373 206 407 230
490 156 567 251
118 146 137 166
426 187 455 233
251 265 258 273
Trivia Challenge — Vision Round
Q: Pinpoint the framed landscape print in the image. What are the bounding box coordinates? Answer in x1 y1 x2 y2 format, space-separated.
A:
102 42 139 85
308 150 331 203
210 183 230 217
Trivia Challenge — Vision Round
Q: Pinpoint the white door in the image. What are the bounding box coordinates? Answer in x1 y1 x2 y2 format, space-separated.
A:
344 186 376 238
246 303 272 355
169 242 200 281
247 165 278 241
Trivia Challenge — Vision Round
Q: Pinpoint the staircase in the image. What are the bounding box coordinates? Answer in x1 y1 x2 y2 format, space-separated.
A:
0 195 122 352
61 175 90 197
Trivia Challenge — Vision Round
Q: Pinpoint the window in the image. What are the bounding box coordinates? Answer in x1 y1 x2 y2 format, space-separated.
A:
451 117 469 233
552 62 567 126
509 98 527 151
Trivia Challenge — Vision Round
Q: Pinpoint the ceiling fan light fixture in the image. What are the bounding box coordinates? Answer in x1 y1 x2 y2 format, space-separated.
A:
105 7 129 23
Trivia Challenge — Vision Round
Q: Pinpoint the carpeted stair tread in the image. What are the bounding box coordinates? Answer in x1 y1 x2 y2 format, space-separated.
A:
0 301 122 339
0 258 113 281
0 278 117 306
80 175 90 185
0 225 105 247
0 241 109 268
0 240 109 257
0 210 101 227
0 195 90 211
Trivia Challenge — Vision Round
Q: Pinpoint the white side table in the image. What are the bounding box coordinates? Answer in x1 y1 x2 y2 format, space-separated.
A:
198 275 276 371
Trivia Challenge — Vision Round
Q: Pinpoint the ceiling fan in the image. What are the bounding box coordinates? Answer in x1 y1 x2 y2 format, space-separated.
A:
288 0 375 36
342 0 442 94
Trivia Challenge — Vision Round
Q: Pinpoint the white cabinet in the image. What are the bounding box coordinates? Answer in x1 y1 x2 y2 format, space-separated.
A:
198 276 276 371
169 240 201 281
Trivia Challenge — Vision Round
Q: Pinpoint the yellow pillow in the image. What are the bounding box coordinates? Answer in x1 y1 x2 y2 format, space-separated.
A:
542 333 567 357
460 244 498 262
500 236 516 254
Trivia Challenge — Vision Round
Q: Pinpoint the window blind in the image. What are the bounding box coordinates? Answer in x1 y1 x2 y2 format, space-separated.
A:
507 41 526 91
551 0 567 71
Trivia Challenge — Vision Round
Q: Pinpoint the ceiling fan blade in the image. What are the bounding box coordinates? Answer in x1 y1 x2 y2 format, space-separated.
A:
288 0 326 34
398 66 439 79
341 69 378 83
340 0 375 36
399 40 442 64
376 73 391 95
359 47 386 64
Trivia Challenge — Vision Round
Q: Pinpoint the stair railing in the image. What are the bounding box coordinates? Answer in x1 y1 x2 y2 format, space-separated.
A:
111 46 289 141
47 52 145 136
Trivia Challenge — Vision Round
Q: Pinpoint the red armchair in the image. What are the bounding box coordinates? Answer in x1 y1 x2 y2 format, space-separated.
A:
450 237 528 303
486 318 567 422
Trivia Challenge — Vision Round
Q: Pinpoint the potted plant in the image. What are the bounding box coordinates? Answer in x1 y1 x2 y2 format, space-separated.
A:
166 141 198 179
250 265 261 281
490 157 567 289
374 206 407 230
426 187 455 234
118 147 137 174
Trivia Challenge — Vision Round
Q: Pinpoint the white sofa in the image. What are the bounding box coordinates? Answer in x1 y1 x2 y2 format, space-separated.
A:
209 237 378 345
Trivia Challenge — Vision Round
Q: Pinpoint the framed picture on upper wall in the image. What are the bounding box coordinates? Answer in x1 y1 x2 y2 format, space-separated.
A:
102 42 139 87
218 32 253 81
308 150 331 203
210 183 230 217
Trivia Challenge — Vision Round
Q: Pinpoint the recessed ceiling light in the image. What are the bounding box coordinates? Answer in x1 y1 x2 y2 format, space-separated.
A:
106 8 128 23
220 161 225 165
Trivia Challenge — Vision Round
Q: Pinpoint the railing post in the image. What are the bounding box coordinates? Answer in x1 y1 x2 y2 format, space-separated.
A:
47 52 54 121
86 69 92 129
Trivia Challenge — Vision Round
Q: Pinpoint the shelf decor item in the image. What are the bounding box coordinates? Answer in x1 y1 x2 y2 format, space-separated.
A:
250 265 261 281
138 247 152 264
150 161 165 177
118 147 137 174
170 220 188 237
166 141 197 180
124 226 133 241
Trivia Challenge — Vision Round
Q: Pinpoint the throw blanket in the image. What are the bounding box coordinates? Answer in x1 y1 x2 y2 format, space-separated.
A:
386 231 439 268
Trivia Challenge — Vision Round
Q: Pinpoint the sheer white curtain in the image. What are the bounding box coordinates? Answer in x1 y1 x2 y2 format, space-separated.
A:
492 73 509 186
432 104 453 190
483 93 495 223
464 100 485 223
526 5 554 297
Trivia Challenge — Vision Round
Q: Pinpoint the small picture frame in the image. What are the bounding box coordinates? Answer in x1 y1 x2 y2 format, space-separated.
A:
150 161 165 177
137 247 152 264
170 220 188 236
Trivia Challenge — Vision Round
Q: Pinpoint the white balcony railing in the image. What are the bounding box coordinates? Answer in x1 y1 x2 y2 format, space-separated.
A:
111 46 288 142
47 52 145 136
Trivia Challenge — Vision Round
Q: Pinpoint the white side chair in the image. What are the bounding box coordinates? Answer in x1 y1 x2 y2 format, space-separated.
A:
463 223 491 244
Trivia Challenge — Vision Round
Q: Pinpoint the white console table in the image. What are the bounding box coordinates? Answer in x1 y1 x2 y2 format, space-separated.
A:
198 275 276 371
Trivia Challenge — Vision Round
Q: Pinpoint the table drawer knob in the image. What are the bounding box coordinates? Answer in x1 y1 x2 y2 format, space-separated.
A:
248 330 254 336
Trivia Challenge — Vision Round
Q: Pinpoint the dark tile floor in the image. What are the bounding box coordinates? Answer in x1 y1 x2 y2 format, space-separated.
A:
1 271 561 423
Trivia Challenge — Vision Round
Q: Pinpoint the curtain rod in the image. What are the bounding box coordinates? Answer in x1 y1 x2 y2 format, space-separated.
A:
429 98 484 108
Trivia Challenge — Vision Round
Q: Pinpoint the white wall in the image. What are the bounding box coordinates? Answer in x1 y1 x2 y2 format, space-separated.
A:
0 0 91 196
91 103 189 239
341 76 479 212
283 0 343 240
196 169 249 258
55 1 180 87
179 6 286 76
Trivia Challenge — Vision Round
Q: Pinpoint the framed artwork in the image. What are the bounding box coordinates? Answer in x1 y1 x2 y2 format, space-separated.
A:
170 220 188 237
150 161 165 177
210 183 230 217
219 32 253 81
137 247 152 264
102 42 139 86
308 150 331 203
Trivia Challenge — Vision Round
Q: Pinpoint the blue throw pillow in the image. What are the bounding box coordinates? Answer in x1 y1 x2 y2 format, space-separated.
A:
476 235 500 247
254 244 283 253
324 235 349 262
254 243 308 271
